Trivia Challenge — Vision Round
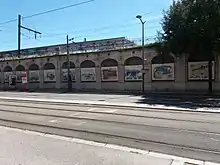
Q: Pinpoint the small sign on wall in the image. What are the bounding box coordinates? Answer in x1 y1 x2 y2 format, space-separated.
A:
44 69 56 82
9 74 16 87
21 72 28 84
101 66 118 81
81 68 96 82
125 65 142 81
188 61 214 80
29 70 40 82
152 63 175 81
16 71 22 82
4 72 13 83
61 69 76 82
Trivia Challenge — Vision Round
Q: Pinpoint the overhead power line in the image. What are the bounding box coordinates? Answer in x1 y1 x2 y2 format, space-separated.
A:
0 18 17 26
39 14 161 37
19 23 161 43
23 0 94 19
0 0 95 26
41 23 161 39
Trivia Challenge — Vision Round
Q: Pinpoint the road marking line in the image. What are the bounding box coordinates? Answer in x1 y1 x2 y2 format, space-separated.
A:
210 138 219 142
104 109 118 113
44 134 72 141
49 120 59 123
171 160 183 165
87 108 97 111
149 152 203 165
68 112 81 117
205 163 220 165
75 121 87 126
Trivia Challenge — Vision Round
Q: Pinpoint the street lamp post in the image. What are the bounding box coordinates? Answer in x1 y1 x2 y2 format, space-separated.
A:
136 15 146 94
66 35 74 92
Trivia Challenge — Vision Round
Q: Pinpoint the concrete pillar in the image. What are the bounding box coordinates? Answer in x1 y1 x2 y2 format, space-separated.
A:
95 66 101 90
39 70 44 89
117 64 125 91
0 71 3 89
55 69 61 89
214 55 220 91
75 67 81 90
174 55 187 91
215 55 220 82
54 57 60 89
144 60 152 91
118 65 124 83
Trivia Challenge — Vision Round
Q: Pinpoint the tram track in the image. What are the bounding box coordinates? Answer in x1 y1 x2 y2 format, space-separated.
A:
0 97 219 162
0 107 219 135
0 99 219 123
0 117 219 154
0 97 219 114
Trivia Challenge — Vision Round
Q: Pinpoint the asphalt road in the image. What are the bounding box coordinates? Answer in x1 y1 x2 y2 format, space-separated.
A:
0 91 219 109
0 98 219 163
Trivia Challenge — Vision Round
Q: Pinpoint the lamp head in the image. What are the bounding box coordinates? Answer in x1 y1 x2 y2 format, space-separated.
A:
136 15 142 19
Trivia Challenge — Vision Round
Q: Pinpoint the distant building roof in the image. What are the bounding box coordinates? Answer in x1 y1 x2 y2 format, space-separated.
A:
0 37 136 60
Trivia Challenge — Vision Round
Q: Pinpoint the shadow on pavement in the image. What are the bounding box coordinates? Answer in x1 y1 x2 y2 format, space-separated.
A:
2 89 220 110
136 93 220 109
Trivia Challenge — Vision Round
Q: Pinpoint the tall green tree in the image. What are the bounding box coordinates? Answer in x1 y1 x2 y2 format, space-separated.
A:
161 0 220 93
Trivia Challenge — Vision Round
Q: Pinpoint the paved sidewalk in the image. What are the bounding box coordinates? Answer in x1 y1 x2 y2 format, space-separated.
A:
0 126 218 165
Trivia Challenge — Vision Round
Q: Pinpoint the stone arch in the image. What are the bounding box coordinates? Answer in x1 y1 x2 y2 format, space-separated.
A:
44 63 55 70
124 57 143 65
80 60 95 68
3 66 12 72
152 55 175 64
15 65 25 71
29 64 40 70
101 59 118 67
62 62 75 69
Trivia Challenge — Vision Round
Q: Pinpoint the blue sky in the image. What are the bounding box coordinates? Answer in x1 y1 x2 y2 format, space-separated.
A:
0 0 172 51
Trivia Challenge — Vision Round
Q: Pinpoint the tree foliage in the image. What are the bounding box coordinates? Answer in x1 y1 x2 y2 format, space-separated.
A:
160 0 220 93
161 0 220 58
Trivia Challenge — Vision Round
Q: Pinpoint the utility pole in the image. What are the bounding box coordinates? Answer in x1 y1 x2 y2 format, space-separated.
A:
66 35 74 92
136 15 146 94
18 14 42 57
18 14 21 57
17 14 42 92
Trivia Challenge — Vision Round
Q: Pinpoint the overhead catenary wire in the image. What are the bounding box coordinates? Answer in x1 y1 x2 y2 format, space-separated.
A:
0 35 157 53
40 24 161 40
0 3 161 44
38 12 152 33
0 29 159 50
0 0 161 50
22 0 94 19
0 18 17 26
0 20 160 49
17 20 161 41
25 36 157 47
40 16 162 38
0 0 95 26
